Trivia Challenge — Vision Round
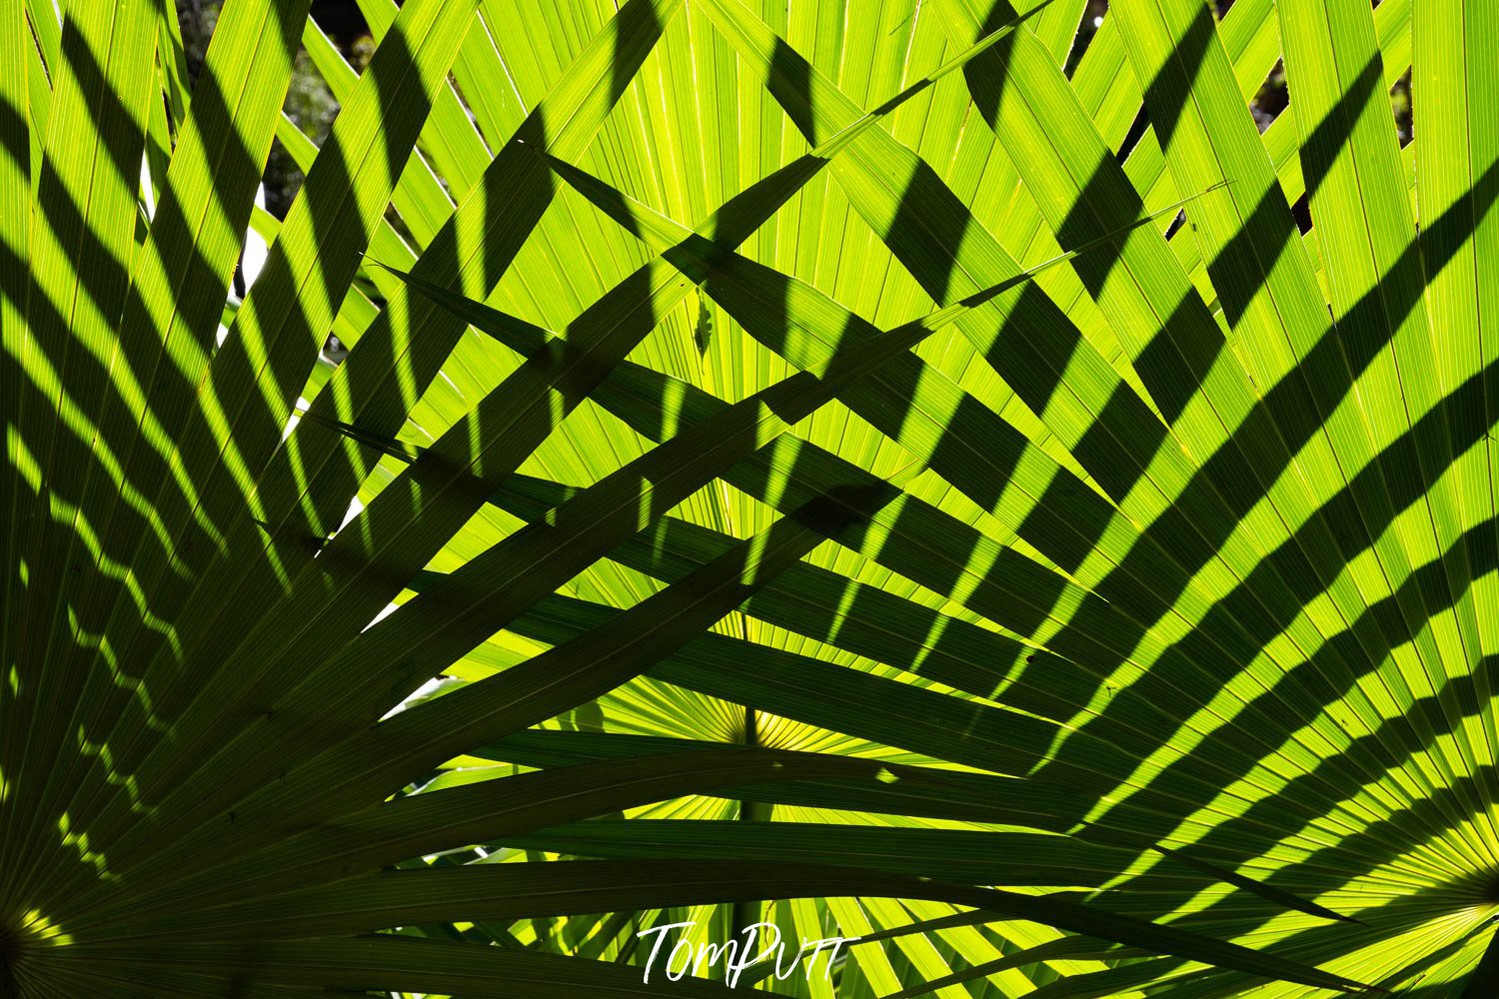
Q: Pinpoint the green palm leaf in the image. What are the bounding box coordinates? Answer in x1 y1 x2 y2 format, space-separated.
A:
4 0 1498 995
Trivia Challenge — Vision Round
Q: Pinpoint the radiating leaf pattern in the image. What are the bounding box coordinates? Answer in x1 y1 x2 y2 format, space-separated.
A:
1 0 1495 995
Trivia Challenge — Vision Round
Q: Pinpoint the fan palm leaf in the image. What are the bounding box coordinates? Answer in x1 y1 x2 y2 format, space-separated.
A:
2 0 1496 996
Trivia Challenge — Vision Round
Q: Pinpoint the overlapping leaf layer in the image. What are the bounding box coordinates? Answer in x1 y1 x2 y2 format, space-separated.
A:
1 0 1495 995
